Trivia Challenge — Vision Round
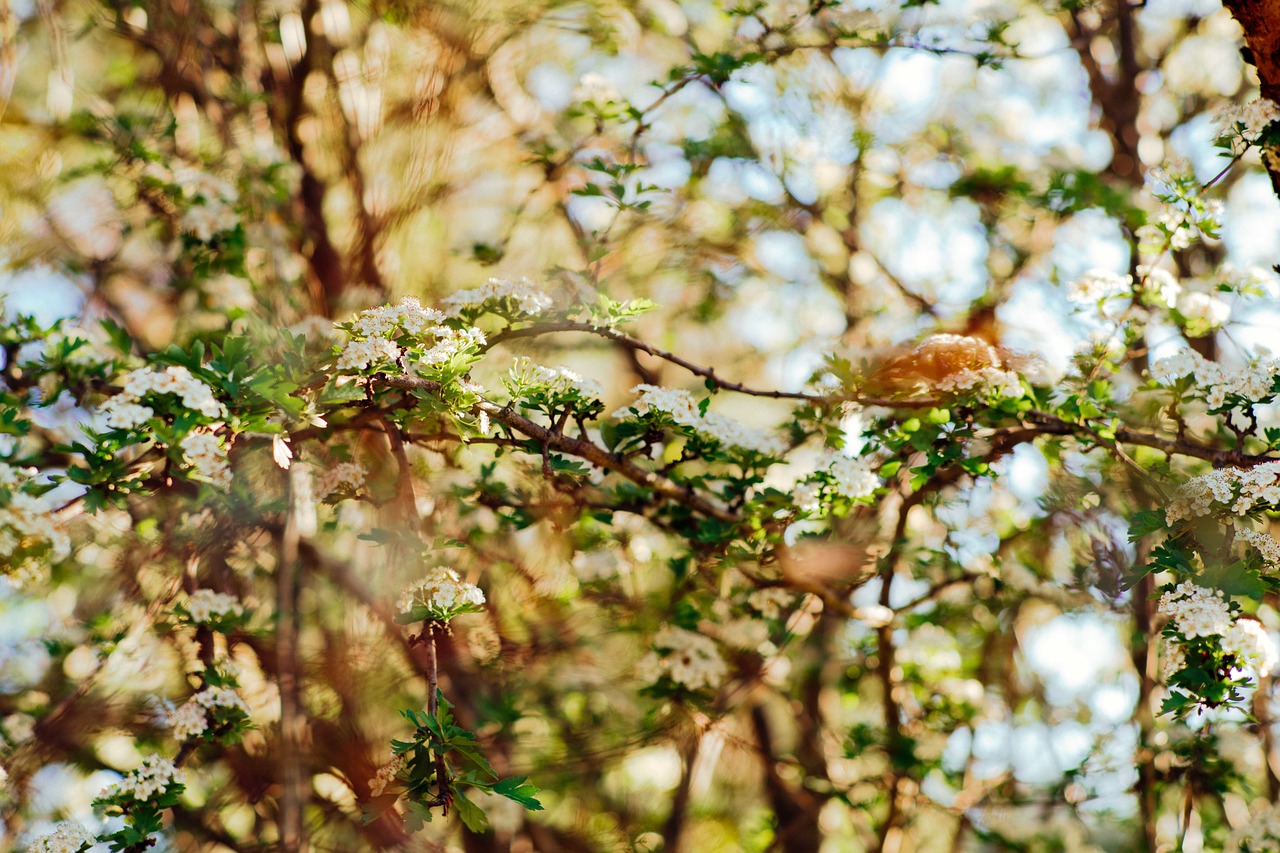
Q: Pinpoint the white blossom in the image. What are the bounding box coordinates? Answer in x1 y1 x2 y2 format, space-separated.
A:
1215 97 1280 152
1222 619 1279 677
184 589 243 624
635 625 728 691
711 617 769 650
179 429 231 489
1160 638 1186 680
791 479 823 512
747 588 794 620
98 365 226 430
512 357 605 400
396 567 486 620
1165 461 1280 524
1067 269 1132 306
1237 527 1280 570
440 278 554 316
315 461 366 497
1137 264 1180 307
0 463 71 581
1150 348 1278 410
934 366 1023 399
369 754 403 797
287 315 342 343
169 687 250 740
1177 291 1231 329
573 72 622 105
1225 802 1280 852
204 274 254 310
822 451 880 499
161 163 239 241
1158 582 1231 639
26 822 96 853
1219 262 1280 297
614 385 785 456
336 337 400 371
416 325 487 367
572 549 619 582
98 754 184 802
348 296 446 338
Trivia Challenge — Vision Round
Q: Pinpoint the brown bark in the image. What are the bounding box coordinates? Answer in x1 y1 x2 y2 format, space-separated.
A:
750 703 824 853
1223 1 1280 199
1068 0 1145 186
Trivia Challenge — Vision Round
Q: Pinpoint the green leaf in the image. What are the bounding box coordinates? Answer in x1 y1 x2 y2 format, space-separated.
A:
1128 509 1166 541
1199 561 1266 599
100 317 133 354
455 791 492 832
492 776 544 811
1159 690 1194 716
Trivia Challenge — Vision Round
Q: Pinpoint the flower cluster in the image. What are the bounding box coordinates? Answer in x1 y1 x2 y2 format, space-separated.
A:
396 567 486 622
1151 348 1277 410
183 589 244 625
1160 638 1186 680
440 277 554 317
1225 802 1280 852
933 366 1023 400
802 450 881 507
369 754 404 797
1215 97 1280 154
635 625 728 692
179 428 231 489
747 588 794 620
98 365 226 430
573 72 622 106
0 463 71 584
415 325 487 368
510 357 605 401
1143 167 1223 248
1158 582 1232 639
1165 462 1280 524
1238 526 1280 570
97 754 184 803
26 822 96 853
168 686 251 740
145 162 239 241
1218 262 1280 297
1158 582 1278 681
1176 290 1231 332
615 385 785 456
1136 264 1181 307
337 296 488 374
349 296 446 338
315 461 366 498
711 617 769 650
1221 619 1280 677
1067 269 1132 307
336 337 400 372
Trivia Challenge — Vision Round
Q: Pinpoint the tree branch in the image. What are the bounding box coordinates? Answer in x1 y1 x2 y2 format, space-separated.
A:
379 375 742 524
